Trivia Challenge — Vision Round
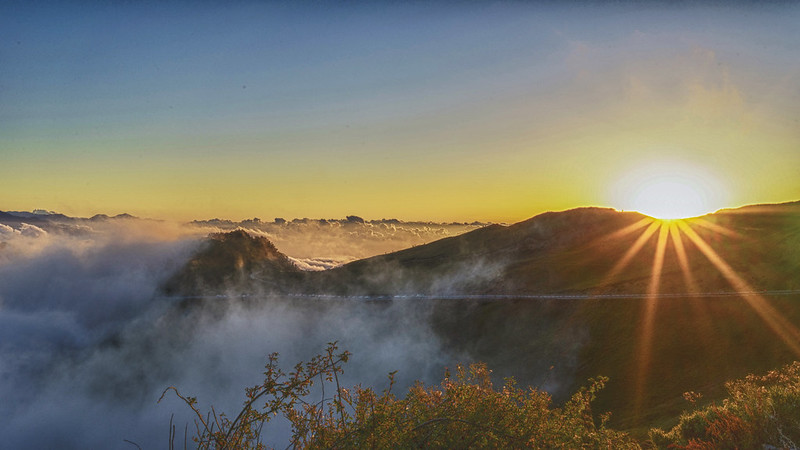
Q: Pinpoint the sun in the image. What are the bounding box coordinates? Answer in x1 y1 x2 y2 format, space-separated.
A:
610 160 728 220
630 176 709 219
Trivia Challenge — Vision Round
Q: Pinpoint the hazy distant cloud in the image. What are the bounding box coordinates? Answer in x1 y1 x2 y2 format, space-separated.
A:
288 256 349 271
1 210 485 268
0 223 19 236
190 217 486 267
18 223 47 238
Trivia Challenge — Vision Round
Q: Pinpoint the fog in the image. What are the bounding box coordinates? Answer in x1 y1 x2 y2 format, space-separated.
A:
0 218 474 449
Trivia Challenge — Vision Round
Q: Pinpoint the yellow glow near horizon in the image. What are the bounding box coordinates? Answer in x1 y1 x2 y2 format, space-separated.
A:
611 160 729 220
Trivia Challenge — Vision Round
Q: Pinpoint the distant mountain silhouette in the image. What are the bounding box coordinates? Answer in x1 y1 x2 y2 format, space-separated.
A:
0 209 139 228
0 210 56 226
88 213 136 221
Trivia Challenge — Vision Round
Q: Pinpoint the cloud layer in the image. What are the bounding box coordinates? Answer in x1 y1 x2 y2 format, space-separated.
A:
190 216 487 267
0 216 478 448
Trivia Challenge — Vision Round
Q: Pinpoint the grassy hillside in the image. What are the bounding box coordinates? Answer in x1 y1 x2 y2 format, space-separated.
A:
305 202 800 296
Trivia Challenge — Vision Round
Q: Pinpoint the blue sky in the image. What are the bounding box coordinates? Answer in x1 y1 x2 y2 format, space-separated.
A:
2 1 799 221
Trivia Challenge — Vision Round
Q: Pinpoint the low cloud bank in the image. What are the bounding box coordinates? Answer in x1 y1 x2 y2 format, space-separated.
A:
0 217 466 448
1 210 487 269
288 256 348 271
191 216 487 267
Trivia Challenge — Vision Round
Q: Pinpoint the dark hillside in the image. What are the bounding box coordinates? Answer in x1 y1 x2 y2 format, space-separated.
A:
162 230 302 296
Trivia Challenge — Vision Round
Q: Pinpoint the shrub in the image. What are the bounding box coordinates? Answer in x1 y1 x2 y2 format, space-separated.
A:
650 361 800 449
160 343 350 449
162 343 639 449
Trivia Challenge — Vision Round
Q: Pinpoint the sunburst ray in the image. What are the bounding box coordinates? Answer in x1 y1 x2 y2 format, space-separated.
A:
688 217 741 238
602 220 661 285
677 220 800 357
634 221 670 416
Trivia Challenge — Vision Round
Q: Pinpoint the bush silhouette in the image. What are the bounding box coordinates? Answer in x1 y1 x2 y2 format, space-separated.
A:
161 342 638 449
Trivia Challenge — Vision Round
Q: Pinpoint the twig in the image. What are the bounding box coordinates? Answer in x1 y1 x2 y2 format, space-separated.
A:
411 417 526 445
123 439 142 450
221 354 348 449
159 386 217 447
169 413 175 450
328 345 347 428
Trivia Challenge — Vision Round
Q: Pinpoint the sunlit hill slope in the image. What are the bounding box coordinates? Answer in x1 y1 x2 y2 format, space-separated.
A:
167 202 800 297
161 201 800 433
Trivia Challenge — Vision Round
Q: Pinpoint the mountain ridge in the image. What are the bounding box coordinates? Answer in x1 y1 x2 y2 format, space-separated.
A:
159 201 800 298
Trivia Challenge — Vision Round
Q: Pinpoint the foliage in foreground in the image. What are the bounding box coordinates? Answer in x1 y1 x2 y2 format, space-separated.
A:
162 344 800 449
161 342 638 449
650 361 800 449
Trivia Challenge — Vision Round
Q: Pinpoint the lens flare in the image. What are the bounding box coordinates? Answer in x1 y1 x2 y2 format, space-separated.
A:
593 214 800 421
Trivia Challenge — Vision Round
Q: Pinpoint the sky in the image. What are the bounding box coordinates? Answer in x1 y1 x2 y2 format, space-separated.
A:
2 1 799 223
